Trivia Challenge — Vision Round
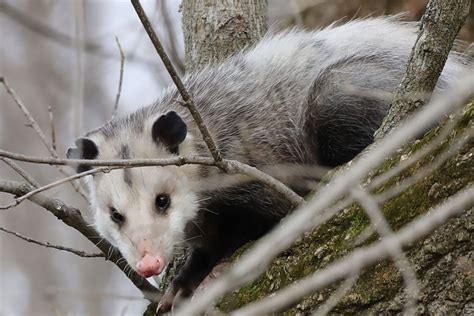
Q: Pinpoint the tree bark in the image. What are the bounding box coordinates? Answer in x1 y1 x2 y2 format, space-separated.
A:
219 101 474 315
181 0 268 73
374 0 471 139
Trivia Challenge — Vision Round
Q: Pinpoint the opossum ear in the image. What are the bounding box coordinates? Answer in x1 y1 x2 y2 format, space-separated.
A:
152 111 187 154
66 137 99 173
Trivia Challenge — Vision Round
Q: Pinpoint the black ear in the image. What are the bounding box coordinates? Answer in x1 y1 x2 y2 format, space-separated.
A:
152 111 187 154
66 137 99 173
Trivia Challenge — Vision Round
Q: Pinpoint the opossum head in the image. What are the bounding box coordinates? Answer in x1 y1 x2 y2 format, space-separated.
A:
68 110 199 278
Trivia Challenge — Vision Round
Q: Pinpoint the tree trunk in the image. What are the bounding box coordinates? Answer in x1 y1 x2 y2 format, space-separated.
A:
181 0 268 73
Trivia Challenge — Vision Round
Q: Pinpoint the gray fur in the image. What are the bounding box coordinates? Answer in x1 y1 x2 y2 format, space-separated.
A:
90 16 469 172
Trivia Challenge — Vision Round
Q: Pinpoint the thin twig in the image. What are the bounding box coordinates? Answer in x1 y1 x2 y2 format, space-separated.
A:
159 0 185 75
369 110 462 190
130 0 223 165
1 77 56 156
112 36 125 120
48 105 57 152
351 187 419 316
0 77 88 199
0 167 116 210
232 186 473 315
312 273 359 316
375 126 473 202
1 158 40 188
0 226 104 258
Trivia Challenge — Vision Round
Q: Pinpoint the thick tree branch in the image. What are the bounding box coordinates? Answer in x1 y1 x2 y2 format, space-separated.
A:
375 0 471 138
232 185 474 315
176 75 474 315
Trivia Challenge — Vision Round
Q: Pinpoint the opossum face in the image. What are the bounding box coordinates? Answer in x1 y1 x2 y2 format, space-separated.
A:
68 111 199 278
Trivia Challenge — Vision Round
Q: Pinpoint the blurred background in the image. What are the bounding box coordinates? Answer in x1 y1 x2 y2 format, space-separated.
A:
0 0 473 315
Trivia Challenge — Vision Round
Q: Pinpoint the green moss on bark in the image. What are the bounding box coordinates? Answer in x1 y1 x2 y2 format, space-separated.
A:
219 102 473 314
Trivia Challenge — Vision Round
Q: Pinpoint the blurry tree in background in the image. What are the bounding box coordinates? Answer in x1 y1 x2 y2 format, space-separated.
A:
278 0 474 41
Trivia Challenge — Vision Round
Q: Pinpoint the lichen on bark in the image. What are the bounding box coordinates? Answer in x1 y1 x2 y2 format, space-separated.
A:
218 101 473 314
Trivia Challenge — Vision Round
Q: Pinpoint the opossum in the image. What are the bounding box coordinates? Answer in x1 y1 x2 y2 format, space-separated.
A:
67 17 469 311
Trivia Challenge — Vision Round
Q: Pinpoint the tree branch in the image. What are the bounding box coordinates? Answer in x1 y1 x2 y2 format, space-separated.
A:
1 157 40 188
0 77 88 199
351 187 419 316
375 0 471 138
232 185 474 315
0 226 104 258
111 36 125 120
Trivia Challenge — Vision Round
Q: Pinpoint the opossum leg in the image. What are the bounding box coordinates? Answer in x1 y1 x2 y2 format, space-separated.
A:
157 247 223 313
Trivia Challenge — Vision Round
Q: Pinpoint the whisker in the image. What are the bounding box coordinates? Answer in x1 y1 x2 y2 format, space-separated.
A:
192 220 205 236
199 207 217 215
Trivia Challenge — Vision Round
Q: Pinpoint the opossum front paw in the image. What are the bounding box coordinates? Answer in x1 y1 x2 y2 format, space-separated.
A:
156 282 194 314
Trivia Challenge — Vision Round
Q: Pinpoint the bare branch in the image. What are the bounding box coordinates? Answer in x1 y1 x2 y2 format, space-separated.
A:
0 77 88 199
351 187 419 316
159 0 185 75
369 110 462 190
0 226 104 258
232 186 473 315
1 158 40 188
312 273 359 316
1 77 57 157
1 167 115 210
112 36 125 120
130 0 224 165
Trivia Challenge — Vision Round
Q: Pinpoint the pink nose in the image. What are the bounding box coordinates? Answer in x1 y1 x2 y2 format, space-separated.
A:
136 254 166 278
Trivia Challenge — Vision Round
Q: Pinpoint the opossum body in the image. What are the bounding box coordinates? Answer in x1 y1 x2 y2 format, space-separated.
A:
68 17 468 311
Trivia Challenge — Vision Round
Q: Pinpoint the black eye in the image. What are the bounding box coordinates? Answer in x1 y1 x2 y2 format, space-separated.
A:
155 193 170 213
110 207 124 225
